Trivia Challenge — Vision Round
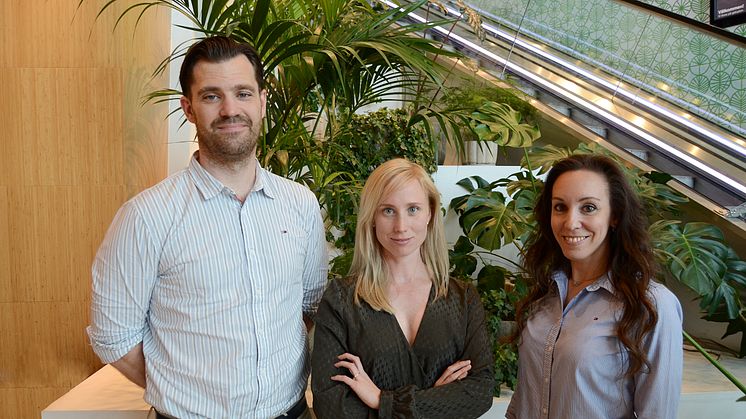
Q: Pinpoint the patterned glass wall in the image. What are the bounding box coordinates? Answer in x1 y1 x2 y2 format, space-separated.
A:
466 0 746 136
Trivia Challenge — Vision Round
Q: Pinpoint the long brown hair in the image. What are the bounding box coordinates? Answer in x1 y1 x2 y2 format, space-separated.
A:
514 154 658 377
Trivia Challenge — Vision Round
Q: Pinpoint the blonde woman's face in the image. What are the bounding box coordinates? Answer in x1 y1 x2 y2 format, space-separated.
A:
374 179 431 263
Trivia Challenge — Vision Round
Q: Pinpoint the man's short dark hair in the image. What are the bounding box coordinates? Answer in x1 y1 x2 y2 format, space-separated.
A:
179 36 265 98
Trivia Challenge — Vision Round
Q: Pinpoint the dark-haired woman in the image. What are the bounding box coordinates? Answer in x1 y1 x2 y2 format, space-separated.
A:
506 154 683 419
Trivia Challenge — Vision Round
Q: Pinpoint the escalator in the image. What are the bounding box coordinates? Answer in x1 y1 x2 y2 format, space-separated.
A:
387 0 746 235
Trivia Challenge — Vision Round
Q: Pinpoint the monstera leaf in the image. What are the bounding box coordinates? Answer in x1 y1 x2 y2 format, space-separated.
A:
700 248 746 317
505 171 541 219
471 102 541 148
521 144 574 175
460 189 526 252
651 221 729 296
449 176 495 216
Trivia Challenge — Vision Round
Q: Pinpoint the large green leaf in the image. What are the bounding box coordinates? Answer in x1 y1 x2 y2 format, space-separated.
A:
477 265 508 293
460 190 525 251
521 144 573 174
449 236 477 279
654 221 729 296
470 102 541 148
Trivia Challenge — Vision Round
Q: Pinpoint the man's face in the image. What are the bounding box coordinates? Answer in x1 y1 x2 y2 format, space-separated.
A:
180 55 267 164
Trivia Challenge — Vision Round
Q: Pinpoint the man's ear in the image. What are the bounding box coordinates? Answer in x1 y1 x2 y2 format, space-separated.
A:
260 89 267 117
180 96 196 123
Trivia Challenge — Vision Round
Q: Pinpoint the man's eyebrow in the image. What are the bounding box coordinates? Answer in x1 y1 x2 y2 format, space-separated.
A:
233 84 255 92
196 84 256 95
196 86 220 95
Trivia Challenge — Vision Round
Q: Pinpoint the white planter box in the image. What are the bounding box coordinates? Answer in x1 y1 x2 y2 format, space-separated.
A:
465 140 499 165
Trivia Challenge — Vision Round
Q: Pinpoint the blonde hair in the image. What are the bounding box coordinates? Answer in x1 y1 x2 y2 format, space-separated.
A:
349 158 449 312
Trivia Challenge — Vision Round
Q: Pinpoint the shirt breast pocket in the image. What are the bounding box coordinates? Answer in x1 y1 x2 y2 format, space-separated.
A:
265 227 307 284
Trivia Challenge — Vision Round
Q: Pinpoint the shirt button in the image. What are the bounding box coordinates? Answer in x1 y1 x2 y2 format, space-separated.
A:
544 377 549 383
547 345 553 351
542 408 548 414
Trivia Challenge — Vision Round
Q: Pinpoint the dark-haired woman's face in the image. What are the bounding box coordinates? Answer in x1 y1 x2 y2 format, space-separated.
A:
550 170 614 270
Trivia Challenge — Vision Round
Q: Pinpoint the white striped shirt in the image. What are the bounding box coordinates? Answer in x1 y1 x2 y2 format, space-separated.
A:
87 154 328 418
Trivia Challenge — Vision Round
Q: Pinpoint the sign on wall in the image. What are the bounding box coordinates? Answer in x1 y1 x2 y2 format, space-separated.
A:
711 0 746 27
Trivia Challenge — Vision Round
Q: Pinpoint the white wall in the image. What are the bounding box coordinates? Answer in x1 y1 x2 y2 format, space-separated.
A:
167 10 198 175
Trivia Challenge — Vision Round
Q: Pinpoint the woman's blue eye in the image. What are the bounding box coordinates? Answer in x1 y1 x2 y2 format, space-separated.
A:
382 208 394 215
408 206 420 214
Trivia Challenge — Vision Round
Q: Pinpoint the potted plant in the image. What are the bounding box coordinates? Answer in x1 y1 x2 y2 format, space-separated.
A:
440 81 540 165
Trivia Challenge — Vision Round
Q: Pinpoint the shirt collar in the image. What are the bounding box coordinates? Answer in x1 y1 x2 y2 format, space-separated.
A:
552 270 615 294
187 151 276 200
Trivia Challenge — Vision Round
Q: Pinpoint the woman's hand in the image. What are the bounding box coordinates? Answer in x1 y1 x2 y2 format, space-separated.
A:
434 359 471 387
331 353 382 409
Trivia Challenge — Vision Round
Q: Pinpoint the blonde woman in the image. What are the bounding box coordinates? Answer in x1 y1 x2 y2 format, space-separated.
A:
311 159 494 418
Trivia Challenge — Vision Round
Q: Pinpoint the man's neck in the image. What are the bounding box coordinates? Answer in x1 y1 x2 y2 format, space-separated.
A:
197 151 257 202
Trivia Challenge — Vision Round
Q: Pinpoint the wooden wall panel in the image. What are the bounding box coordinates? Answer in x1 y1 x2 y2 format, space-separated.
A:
0 303 98 388
0 187 9 298
0 0 166 69
0 0 170 417
0 69 123 181
4 186 126 303
0 388 70 419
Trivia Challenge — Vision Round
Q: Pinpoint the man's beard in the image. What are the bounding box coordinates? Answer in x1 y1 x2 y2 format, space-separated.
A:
197 115 260 164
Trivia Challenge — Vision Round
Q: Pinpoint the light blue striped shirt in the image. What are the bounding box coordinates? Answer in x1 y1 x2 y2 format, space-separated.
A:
87 154 328 418
507 271 683 419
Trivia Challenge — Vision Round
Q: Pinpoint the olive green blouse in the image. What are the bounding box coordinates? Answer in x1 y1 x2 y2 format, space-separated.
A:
311 277 494 419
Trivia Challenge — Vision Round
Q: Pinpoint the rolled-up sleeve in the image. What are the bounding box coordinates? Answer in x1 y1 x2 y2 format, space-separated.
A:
87 201 160 364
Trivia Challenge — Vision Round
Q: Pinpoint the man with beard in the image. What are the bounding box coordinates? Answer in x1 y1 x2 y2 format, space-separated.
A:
87 37 327 419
